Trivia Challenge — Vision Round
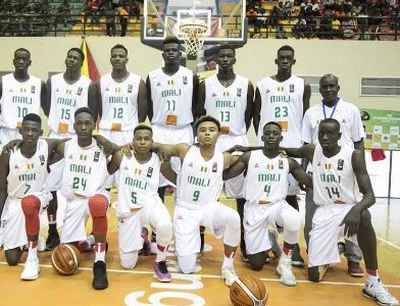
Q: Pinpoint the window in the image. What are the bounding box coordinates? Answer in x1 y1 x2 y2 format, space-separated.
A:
360 77 400 96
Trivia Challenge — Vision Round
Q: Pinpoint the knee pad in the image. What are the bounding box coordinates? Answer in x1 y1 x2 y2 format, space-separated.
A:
88 194 108 218
120 250 139 270
21 195 41 216
178 254 197 274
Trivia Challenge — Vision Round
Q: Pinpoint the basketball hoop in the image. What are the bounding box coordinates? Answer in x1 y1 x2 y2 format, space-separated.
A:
179 21 208 59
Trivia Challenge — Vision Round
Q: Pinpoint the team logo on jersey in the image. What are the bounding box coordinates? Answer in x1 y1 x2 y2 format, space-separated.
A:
156 82 161 87
77 87 83 96
267 163 274 171
80 154 87 161
65 89 72 95
254 163 259 168
134 168 142 175
68 154 73 160
223 91 230 97
200 165 208 172
93 151 100 162
168 79 174 86
212 162 218 173
277 86 284 92
26 163 34 170
188 162 193 168
115 87 121 93
39 155 45 166
265 89 270 94
236 88 242 97
147 167 153 178
183 76 188 85
31 85 36 94
324 163 332 170
278 160 284 169
212 93 217 97
337 159 344 170
20 87 27 93
128 84 133 93
289 84 294 93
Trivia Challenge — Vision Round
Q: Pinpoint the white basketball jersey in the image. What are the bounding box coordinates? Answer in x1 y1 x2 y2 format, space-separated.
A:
204 74 248 136
176 146 224 209
61 138 108 198
313 145 359 206
117 152 160 213
48 73 90 135
149 66 194 128
7 139 49 199
0 73 42 129
257 75 304 147
244 150 289 204
99 73 141 131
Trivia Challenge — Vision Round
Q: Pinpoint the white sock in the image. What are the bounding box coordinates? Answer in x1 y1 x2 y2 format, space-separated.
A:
367 273 380 283
222 254 234 270
27 242 38 261
94 243 106 262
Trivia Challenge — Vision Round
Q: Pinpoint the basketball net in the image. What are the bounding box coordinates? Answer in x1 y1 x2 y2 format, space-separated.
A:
179 21 208 60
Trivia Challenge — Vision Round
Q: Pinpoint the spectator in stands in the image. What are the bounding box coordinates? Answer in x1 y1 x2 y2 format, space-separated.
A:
118 2 129 36
342 12 358 38
104 0 116 36
332 14 342 37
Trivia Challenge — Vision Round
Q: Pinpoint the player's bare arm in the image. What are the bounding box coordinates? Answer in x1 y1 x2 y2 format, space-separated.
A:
0 151 10 218
192 75 200 121
253 87 261 135
288 158 312 189
223 151 250 180
245 82 254 131
107 150 123 175
42 78 51 117
303 83 311 115
145 76 153 121
137 79 148 123
88 80 102 121
341 149 376 237
92 134 121 156
151 143 190 161
160 160 177 185
40 80 48 116
197 81 206 119
282 144 315 162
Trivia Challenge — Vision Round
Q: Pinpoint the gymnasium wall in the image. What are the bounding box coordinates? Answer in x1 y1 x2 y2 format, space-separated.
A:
0 37 399 110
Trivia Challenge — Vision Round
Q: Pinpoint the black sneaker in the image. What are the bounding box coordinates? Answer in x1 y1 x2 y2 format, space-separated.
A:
45 231 60 251
291 244 305 267
92 261 108 290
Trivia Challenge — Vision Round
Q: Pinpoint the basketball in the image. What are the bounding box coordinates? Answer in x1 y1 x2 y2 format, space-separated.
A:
230 275 268 306
51 244 80 276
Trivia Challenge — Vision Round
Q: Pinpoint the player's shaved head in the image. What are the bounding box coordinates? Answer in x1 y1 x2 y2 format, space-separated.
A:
320 74 339 86
74 107 95 120
14 48 31 58
111 44 128 56
67 47 85 62
277 45 294 56
319 118 340 132
218 44 235 55
134 124 153 136
22 113 41 125
195 115 221 132
163 36 180 47
263 121 282 132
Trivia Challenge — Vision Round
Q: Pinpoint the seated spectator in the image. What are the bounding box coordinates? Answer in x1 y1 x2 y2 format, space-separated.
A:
342 12 358 38
332 15 342 37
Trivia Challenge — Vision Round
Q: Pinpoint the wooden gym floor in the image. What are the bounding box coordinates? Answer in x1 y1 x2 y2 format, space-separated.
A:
1 196 399 306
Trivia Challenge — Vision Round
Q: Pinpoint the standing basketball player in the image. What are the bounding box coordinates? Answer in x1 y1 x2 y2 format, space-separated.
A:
89 44 147 146
0 48 46 151
302 74 365 276
152 116 240 286
146 36 199 198
223 122 312 286
51 107 112 290
198 44 253 260
107 124 173 282
253 45 311 266
42 47 91 251
0 114 52 280
283 118 399 305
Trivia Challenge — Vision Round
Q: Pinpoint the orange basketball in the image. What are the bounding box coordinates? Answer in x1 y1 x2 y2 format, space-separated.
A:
230 275 268 306
51 244 80 275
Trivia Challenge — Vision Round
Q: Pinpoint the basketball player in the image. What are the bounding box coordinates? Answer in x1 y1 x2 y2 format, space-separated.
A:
253 45 311 266
89 44 147 146
49 107 113 290
42 47 91 251
0 48 46 151
106 124 173 281
146 36 199 199
151 116 240 286
223 122 312 286
302 74 365 277
282 118 399 305
0 114 52 280
197 44 254 260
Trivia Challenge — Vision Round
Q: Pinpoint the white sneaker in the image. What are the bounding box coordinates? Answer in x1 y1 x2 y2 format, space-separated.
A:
276 253 296 286
21 259 40 280
221 266 238 286
363 278 399 306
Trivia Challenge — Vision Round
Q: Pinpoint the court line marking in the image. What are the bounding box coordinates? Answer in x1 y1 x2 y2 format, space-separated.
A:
377 236 400 251
1 261 400 289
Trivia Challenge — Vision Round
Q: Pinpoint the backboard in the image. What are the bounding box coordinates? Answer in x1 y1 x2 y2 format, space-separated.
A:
141 0 247 50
